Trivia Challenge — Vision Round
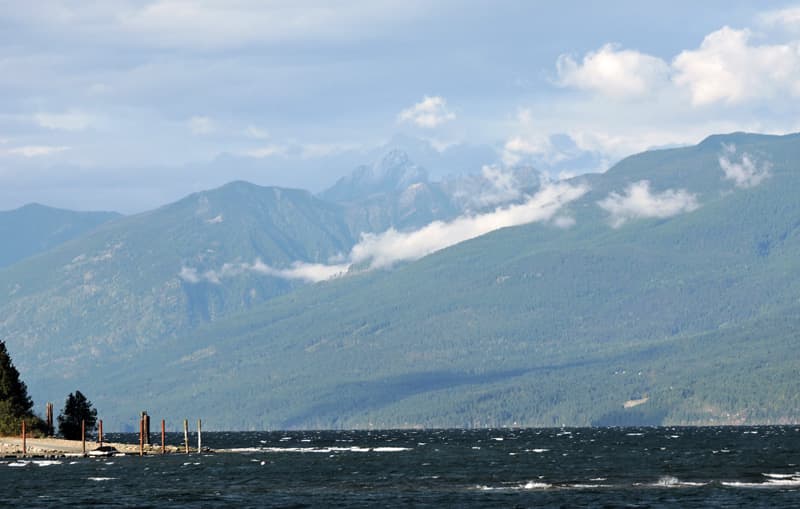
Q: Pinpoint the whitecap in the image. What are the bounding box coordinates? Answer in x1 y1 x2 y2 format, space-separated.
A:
8 461 30 468
763 473 795 479
87 477 117 482
34 460 62 467
652 476 706 487
520 481 551 490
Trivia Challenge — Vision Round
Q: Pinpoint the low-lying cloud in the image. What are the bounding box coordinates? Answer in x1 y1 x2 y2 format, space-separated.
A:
180 180 589 284
718 143 771 188
179 260 349 285
598 180 700 228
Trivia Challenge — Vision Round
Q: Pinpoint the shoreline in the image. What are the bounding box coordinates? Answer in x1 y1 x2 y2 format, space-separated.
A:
0 436 184 457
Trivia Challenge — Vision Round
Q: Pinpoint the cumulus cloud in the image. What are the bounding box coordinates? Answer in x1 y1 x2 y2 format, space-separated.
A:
398 96 456 128
555 26 800 108
188 115 214 135
33 110 92 131
180 180 588 284
555 43 671 99
672 26 800 106
718 143 771 188
598 180 700 228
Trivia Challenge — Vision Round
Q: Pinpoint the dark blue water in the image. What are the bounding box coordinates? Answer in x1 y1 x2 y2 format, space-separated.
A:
3 426 800 507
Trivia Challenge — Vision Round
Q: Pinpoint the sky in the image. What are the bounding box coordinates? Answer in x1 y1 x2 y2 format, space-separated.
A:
2 0 800 213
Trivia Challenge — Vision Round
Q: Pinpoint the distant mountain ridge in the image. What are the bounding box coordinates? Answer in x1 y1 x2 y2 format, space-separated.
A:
0 203 121 268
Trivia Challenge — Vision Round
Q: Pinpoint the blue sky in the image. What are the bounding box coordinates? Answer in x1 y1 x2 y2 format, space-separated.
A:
1 0 799 212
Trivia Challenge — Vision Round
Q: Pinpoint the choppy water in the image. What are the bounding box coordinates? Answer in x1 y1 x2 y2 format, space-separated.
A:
3 426 800 507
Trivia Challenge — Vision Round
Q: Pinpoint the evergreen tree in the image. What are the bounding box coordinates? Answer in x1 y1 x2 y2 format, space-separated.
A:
0 340 35 435
57 391 97 440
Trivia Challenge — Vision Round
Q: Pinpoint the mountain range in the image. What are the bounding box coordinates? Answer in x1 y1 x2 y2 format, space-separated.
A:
2 131 799 430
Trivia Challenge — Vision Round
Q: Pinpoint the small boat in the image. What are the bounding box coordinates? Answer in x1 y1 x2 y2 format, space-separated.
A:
88 445 119 457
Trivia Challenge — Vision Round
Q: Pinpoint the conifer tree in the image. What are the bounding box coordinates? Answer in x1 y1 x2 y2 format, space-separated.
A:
0 340 35 435
57 390 97 440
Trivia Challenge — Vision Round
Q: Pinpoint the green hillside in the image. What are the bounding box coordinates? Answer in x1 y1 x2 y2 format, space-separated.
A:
21 132 799 430
0 203 120 268
0 182 355 376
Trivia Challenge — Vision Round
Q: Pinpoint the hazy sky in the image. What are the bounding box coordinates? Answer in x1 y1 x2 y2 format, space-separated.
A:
2 0 799 212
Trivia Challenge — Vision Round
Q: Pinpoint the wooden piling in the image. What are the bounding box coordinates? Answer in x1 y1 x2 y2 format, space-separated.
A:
81 419 86 455
161 419 165 454
21 420 26 455
183 419 189 454
98 419 103 446
197 419 202 453
45 402 53 436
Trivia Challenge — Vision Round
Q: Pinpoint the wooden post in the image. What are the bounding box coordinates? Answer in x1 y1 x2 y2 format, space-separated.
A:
161 419 166 454
81 419 86 455
197 419 202 453
183 419 189 454
98 420 103 446
21 420 26 455
45 403 53 436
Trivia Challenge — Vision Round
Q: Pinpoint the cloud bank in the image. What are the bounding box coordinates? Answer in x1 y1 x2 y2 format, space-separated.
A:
598 180 700 228
180 180 588 284
718 144 771 188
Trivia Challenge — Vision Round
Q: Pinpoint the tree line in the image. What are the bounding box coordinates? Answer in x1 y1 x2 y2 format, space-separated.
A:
0 341 96 439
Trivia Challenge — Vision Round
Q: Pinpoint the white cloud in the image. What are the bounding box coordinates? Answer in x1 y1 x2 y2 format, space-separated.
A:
472 165 523 207
398 96 456 128
4 145 71 157
555 26 800 108
179 259 348 284
718 143 771 188
555 43 671 99
33 110 92 131
502 135 553 166
250 259 348 282
349 180 588 269
188 115 214 135
180 180 588 285
598 180 700 228
672 26 800 106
